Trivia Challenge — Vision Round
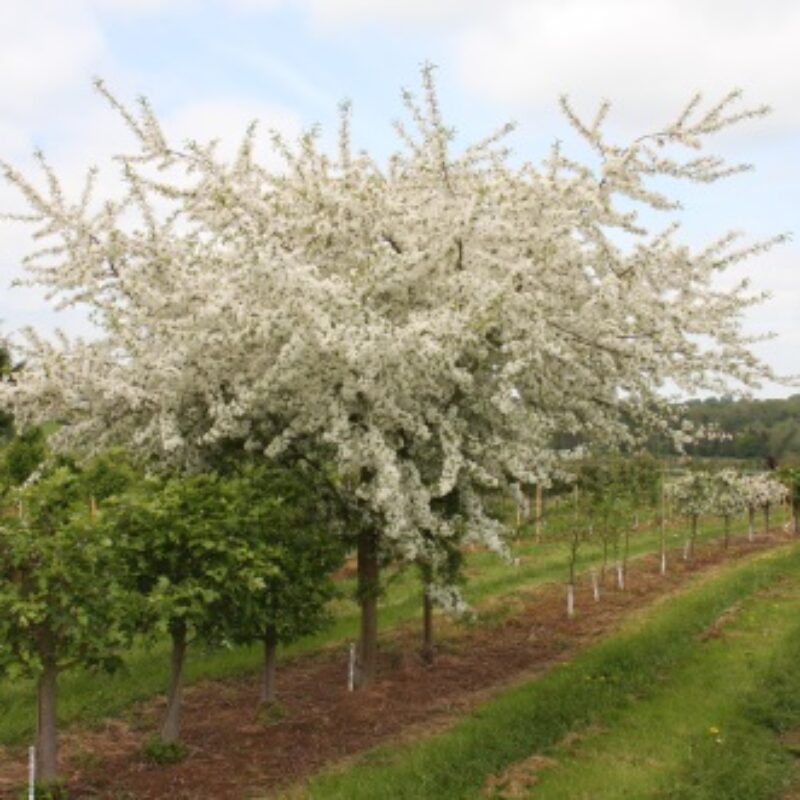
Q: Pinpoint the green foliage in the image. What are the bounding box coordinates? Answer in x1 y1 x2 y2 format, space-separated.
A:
668 394 800 464
20 780 69 800
0 426 47 495
0 505 777 745
778 466 800 514
577 458 636 550
0 455 138 681
142 735 188 764
103 472 282 645
216 464 346 648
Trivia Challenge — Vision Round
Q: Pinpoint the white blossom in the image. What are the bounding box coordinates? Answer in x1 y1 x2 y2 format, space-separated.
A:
0 67 782 565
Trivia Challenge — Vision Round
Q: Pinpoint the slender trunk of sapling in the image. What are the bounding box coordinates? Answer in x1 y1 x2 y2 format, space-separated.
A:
723 515 730 549
356 528 380 688
748 507 755 541
422 588 434 664
161 621 187 743
36 655 59 784
686 515 698 562
763 504 770 534
567 528 579 617
260 625 278 706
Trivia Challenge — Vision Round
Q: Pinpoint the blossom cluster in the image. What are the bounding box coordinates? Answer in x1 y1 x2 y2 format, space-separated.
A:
0 67 781 570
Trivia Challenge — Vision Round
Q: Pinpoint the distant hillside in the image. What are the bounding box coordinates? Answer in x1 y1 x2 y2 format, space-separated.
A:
679 395 800 465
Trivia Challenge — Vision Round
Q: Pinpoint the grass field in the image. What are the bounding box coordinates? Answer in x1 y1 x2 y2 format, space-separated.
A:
0 507 789 751
297 542 800 800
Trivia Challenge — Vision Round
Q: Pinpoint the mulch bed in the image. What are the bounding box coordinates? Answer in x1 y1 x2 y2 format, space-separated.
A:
1 532 794 799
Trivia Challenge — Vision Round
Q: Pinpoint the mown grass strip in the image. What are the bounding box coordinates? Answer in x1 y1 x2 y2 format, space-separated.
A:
655 603 800 800
298 542 800 800
0 510 781 746
521 573 800 798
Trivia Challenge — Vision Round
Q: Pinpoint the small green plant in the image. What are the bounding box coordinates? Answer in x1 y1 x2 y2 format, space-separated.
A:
142 735 188 765
17 780 69 800
256 700 289 725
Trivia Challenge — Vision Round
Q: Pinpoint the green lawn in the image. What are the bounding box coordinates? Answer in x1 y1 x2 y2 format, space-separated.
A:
0 508 787 746
297 541 800 800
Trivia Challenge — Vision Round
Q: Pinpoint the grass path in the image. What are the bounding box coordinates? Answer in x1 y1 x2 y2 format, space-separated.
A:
0 510 785 746
520 571 800 798
297 541 800 800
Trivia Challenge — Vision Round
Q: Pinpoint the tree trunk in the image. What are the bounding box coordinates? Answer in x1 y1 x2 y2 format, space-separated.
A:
748 507 755 541
260 626 278 705
36 657 58 784
724 515 730 549
356 528 380 688
687 515 697 561
422 589 434 664
763 505 770 534
160 621 187 743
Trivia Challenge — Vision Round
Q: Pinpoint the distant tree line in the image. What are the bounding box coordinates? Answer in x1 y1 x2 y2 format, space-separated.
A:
653 395 800 465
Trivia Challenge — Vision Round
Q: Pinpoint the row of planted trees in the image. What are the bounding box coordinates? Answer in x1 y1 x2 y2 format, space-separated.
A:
0 433 349 784
522 457 796 618
3 413 797 790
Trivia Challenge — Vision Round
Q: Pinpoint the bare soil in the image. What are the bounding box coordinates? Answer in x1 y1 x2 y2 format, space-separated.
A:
0 533 794 800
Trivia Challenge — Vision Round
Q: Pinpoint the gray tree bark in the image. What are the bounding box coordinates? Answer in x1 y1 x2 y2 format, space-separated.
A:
160 621 187 743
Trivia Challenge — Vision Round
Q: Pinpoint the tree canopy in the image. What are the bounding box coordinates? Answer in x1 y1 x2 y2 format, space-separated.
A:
0 67 782 577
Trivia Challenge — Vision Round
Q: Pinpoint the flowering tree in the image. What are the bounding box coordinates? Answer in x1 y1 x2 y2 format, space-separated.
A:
710 469 746 547
0 67 781 686
739 473 788 537
668 471 714 560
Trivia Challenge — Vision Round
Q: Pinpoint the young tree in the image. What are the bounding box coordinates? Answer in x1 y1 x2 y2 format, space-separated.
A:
219 464 345 707
0 454 136 785
778 466 800 535
1 67 782 687
739 473 788 539
416 526 466 663
668 471 714 560
710 469 746 548
104 473 280 743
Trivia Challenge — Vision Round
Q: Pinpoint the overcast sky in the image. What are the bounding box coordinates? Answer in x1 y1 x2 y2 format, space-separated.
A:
1 0 798 397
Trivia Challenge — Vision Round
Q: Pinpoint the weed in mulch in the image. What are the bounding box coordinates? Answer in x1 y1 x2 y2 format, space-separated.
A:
141 736 188 765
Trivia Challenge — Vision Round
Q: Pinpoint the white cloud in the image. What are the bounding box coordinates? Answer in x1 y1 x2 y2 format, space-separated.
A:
455 0 800 134
0 3 106 122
